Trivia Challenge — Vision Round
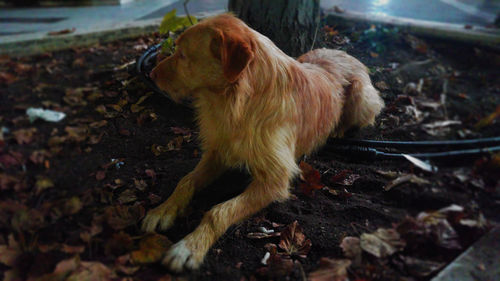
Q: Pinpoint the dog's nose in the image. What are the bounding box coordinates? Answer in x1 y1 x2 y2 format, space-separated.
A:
149 71 156 80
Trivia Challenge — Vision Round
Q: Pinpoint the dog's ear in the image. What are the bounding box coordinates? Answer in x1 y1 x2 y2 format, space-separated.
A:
210 29 254 83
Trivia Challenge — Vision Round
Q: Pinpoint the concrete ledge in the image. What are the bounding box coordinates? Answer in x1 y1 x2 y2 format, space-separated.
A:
0 9 223 57
0 17 161 57
325 9 500 51
432 226 500 281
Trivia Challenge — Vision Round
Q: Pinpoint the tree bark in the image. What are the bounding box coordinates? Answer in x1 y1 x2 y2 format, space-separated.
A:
228 0 320 57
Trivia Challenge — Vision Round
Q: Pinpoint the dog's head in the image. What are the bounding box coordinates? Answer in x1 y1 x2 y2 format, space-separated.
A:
150 14 255 102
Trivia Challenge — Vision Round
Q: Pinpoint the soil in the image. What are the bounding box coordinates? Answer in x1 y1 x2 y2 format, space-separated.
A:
0 18 499 281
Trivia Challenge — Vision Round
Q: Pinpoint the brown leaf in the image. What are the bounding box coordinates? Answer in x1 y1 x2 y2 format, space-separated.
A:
89 120 108 128
48 28 75 36
118 189 137 204
80 219 103 243
30 150 51 165
339 236 361 264
62 197 83 216
0 234 21 267
151 144 166 156
72 57 85 68
88 132 104 145
170 127 191 135
308 258 351 281
145 169 156 180
133 179 147 191
360 228 406 258
475 105 500 129
105 203 145 230
119 128 131 136
331 170 360 186
35 177 55 195
299 161 324 196
0 151 24 169
66 260 115 281
65 126 88 142
0 173 25 191
131 233 172 264
278 220 311 258
62 244 85 254
34 255 80 281
375 81 389 90
0 72 17 85
105 232 133 256
13 128 37 144
166 136 183 151
383 174 430 191
114 254 140 275
96 170 106 181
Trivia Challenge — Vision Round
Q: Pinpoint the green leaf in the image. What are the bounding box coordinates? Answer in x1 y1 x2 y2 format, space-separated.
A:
161 37 175 55
159 9 197 35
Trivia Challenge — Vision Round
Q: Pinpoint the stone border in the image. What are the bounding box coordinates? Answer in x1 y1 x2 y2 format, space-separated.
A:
325 9 500 51
0 10 223 57
431 226 500 281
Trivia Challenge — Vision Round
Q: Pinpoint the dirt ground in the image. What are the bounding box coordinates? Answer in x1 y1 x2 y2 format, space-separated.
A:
0 18 499 281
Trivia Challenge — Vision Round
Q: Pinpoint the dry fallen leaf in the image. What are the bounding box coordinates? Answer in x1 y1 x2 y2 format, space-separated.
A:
339 236 362 264
0 72 18 85
299 161 324 196
475 105 500 129
131 233 172 264
105 203 145 230
0 234 21 267
383 174 430 191
308 258 351 281
13 128 37 144
360 228 406 258
48 28 75 36
278 220 311 258
105 232 134 256
66 260 116 281
35 177 55 195
118 189 137 204
331 170 361 186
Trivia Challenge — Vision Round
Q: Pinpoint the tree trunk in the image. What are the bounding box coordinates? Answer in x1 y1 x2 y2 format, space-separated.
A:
228 0 320 57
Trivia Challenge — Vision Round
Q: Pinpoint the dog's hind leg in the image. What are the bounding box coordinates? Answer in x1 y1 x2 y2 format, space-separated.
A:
141 150 227 232
332 77 384 137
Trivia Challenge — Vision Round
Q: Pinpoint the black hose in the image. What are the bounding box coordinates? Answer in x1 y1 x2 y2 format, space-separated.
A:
325 145 500 161
329 136 500 149
136 43 172 99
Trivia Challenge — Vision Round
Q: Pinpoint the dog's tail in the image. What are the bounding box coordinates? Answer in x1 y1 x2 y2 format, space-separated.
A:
334 74 385 137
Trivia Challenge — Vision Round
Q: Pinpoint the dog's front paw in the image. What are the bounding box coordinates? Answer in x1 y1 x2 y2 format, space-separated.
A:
162 239 205 272
141 201 178 232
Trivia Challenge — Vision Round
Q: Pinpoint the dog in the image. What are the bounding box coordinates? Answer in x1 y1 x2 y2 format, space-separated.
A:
144 13 384 272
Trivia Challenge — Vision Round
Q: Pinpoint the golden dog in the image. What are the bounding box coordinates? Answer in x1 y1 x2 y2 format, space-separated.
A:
145 14 384 271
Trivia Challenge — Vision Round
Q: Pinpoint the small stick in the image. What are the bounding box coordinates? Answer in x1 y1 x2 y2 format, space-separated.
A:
183 0 194 25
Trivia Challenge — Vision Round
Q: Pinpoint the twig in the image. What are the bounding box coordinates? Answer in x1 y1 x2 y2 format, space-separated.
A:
441 79 448 118
310 12 320 51
183 0 194 25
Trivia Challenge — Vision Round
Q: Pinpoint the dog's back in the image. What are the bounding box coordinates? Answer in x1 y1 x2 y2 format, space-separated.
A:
298 48 384 137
